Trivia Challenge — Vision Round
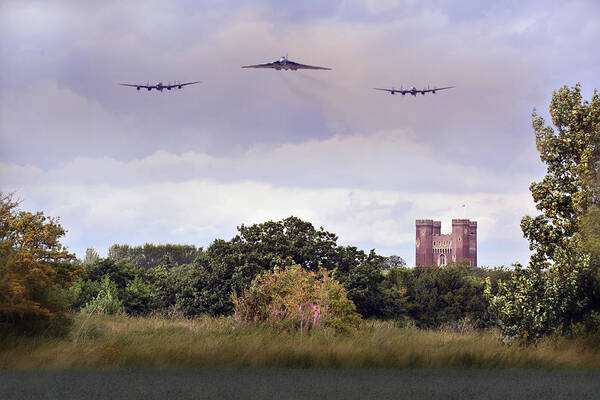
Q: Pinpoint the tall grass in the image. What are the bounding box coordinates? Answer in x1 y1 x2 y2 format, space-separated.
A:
1 313 599 369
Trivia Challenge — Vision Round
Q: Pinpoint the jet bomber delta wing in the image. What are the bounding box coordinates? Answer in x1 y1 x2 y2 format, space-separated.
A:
374 85 455 96
119 80 201 92
242 54 331 71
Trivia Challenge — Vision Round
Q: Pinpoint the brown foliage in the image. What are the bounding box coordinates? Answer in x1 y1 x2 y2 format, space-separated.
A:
0 192 82 322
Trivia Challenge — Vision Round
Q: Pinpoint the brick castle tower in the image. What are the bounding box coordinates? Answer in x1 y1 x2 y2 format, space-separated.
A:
415 219 477 266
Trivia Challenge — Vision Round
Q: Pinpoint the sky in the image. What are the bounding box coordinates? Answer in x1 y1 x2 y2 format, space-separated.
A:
1 0 599 266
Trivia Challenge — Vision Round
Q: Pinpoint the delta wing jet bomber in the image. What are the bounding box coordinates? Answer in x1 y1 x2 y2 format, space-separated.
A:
373 85 455 96
242 54 331 71
119 80 201 92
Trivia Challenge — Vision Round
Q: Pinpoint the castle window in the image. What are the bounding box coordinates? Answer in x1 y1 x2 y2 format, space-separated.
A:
439 254 446 266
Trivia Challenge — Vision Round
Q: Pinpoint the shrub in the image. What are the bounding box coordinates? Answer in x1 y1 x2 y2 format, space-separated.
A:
232 265 360 334
82 276 123 315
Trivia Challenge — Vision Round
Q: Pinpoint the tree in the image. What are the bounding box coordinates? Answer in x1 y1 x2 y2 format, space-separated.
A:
487 84 600 339
0 192 82 333
187 217 341 315
69 258 179 316
107 243 201 269
186 217 400 318
83 248 100 265
107 243 132 262
400 265 488 328
234 216 340 272
382 255 406 270
333 247 390 318
521 84 600 267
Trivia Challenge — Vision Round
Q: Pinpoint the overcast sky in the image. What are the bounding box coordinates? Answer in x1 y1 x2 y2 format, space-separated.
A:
1 0 599 266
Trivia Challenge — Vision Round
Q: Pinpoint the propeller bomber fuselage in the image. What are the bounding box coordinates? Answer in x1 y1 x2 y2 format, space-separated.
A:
119 80 201 92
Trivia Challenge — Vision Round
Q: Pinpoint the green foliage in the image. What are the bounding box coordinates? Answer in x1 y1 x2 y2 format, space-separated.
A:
67 278 101 311
579 205 600 321
522 84 599 266
82 276 123 315
580 205 600 257
186 217 404 319
379 267 410 322
486 260 589 341
382 255 406 270
108 243 201 269
398 265 493 328
488 84 600 340
69 258 184 316
0 192 81 335
333 247 392 318
232 265 361 334
83 248 100 265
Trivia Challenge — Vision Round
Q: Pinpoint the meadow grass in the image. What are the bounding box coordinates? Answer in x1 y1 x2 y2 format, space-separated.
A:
1 313 599 369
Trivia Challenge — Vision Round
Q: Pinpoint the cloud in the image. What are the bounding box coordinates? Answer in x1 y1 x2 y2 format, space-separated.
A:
3 0 592 173
1 128 536 192
2 177 535 267
342 0 418 15
1 130 537 266
2 0 597 269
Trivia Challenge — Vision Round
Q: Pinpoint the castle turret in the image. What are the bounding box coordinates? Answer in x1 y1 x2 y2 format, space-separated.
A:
432 221 441 235
468 221 477 266
415 219 435 266
451 219 470 264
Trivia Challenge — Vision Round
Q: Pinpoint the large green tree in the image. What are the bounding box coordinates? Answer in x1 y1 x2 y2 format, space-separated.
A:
487 84 600 339
188 217 340 315
187 216 401 318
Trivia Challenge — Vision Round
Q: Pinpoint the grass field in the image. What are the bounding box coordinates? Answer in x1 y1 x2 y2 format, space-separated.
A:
1 313 599 369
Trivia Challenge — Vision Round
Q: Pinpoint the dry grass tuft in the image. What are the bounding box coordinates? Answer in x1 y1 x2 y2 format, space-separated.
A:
1 313 599 369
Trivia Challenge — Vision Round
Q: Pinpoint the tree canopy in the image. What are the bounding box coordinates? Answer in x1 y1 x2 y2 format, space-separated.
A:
107 243 201 269
488 84 600 340
0 192 82 331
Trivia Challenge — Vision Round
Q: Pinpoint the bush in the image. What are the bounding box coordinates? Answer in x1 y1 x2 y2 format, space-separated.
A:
232 265 361 334
82 276 123 315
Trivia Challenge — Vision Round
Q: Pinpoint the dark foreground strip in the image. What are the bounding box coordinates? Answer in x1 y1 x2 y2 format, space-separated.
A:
1 368 599 400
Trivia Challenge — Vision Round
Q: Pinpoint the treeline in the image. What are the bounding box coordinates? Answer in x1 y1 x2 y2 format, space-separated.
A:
69 216 509 328
106 243 201 269
2 84 598 341
1 189 506 336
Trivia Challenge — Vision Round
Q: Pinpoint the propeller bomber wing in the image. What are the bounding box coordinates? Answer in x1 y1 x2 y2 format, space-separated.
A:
374 86 455 96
